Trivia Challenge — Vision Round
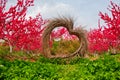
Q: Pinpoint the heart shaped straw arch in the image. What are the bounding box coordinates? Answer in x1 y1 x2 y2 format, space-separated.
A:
42 17 88 58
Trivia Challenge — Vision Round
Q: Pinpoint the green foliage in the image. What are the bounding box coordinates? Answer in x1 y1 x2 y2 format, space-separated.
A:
0 45 9 56
51 40 79 55
0 54 120 80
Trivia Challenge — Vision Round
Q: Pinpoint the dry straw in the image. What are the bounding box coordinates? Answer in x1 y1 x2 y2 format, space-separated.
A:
42 17 88 58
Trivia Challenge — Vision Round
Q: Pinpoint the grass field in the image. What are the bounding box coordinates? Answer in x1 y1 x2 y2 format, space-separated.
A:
0 42 120 80
0 53 120 80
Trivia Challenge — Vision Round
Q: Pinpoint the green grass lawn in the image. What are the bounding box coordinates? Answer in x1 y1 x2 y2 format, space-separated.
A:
0 54 120 80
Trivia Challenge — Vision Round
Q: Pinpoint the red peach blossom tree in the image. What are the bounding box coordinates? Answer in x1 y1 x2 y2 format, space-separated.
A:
88 1 120 53
51 27 77 41
0 0 45 53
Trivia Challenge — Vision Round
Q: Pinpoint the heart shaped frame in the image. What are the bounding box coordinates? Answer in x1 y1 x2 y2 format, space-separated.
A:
42 17 88 58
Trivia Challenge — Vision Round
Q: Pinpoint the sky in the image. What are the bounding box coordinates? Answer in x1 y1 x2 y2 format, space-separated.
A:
7 0 119 30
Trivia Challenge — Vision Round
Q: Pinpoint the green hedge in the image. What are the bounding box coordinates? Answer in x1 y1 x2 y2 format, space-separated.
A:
0 54 120 80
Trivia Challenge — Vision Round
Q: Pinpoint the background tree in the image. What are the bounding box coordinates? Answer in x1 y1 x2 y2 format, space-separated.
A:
0 0 45 53
88 1 120 54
